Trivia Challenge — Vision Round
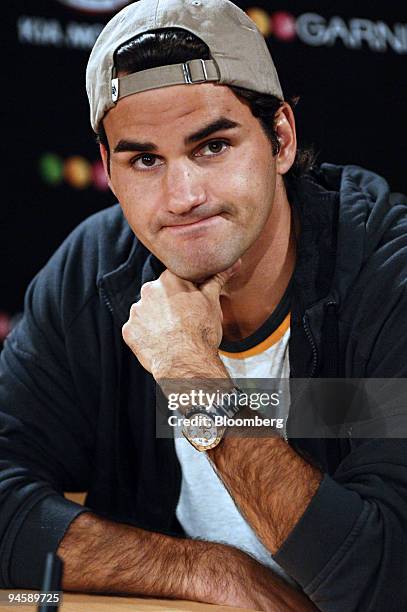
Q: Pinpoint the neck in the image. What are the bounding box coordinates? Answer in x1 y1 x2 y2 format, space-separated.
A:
220 179 295 342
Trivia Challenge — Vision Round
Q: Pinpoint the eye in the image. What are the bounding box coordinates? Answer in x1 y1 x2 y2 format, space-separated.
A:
196 140 229 157
131 154 163 171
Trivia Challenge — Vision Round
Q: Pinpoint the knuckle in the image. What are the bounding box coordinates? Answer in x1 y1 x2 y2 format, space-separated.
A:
122 320 138 349
122 321 131 342
140 281 154 298
130 302 139 316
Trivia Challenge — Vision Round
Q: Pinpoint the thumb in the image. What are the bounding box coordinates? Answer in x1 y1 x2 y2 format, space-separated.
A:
200 259 241 299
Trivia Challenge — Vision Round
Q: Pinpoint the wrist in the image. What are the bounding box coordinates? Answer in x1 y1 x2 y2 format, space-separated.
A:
153 349 228 381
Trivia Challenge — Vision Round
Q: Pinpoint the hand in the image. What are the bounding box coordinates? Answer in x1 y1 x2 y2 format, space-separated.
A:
122 261 240 378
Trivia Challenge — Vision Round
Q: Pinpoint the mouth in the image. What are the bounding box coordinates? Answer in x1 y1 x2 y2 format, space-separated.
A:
163 214 223 233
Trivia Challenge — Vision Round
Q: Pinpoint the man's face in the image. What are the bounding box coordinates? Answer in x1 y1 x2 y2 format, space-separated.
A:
102 83 279 282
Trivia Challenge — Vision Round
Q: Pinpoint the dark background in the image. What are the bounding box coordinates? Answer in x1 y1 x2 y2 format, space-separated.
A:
1 0 406 342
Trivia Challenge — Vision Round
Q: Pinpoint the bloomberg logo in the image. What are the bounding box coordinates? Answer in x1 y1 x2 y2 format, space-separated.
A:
247 8 407 54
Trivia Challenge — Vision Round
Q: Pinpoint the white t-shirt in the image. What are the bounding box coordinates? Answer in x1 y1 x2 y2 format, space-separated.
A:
175 311 296 585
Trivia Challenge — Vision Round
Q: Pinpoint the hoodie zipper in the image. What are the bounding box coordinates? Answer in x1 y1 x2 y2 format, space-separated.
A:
284 313 318 442
286 302 335 442
302 299 338 379
302 313 318 378
100 285 114 315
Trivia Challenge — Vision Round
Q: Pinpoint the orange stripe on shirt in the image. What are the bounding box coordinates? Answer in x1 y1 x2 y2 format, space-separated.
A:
219 313 290 360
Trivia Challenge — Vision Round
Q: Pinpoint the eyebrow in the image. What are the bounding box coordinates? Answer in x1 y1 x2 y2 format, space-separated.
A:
185 117 241 144
113 117 241 154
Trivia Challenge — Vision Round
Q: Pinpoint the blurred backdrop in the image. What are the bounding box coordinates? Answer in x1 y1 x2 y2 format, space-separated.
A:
1 0 406 346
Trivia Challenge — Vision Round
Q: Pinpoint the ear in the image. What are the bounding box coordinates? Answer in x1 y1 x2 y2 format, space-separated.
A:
274 102 297 176
99 142 117 197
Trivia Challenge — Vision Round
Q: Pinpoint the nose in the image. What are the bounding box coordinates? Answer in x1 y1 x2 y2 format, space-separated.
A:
164 161 207 215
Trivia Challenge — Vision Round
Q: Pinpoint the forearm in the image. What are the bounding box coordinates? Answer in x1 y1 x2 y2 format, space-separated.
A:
57 511 317 610
58 512 204 599
208 437 322 554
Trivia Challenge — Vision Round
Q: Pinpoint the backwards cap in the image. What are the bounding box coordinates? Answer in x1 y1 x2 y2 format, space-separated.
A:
86 0 283 132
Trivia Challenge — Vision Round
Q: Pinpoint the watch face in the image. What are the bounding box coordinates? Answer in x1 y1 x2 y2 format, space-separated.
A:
182 411 218 449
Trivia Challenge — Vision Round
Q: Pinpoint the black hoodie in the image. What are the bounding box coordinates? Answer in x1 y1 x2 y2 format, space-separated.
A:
1 164 407 611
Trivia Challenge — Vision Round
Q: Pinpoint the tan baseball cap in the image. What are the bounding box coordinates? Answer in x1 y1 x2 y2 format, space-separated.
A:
86 0 283 132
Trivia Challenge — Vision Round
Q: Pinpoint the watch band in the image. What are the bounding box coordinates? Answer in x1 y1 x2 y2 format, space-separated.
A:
207 386 245 420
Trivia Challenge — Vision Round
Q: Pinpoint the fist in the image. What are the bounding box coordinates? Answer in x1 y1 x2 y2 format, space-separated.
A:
122 262 239 378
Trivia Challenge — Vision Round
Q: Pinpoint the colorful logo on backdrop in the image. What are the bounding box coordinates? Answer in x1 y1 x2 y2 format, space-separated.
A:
19 7 406 53
39 153 109 191
56 0 129 13
247 8 407 54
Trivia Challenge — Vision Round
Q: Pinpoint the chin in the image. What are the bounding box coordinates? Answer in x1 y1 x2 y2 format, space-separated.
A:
163 243 242 282
167 259 233 284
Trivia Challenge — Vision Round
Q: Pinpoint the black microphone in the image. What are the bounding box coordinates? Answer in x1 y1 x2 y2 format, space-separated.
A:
37 553 63 612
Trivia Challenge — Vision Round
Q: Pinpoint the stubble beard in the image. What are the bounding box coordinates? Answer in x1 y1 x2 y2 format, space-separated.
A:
163 232 250 283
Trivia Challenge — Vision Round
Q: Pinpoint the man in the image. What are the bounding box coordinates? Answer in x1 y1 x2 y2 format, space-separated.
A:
1 0 407 610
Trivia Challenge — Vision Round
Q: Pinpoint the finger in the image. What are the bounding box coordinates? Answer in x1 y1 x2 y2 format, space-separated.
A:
200 259 241 299
159 269 197 292
160 269 187 286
